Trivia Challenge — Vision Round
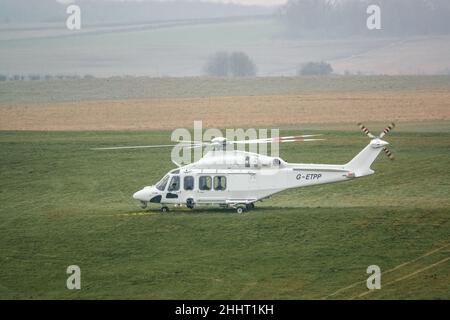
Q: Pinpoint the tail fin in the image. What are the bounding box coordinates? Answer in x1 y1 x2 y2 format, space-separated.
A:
344 139 388 177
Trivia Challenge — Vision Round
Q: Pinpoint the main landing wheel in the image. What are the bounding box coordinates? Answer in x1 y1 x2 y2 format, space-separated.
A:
236 206 246 214
186 198 195 210
161 206 169 213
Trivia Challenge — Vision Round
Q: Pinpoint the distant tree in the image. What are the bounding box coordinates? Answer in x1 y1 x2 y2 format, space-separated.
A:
229 52 257 77
28 74 41 81
205 51 257 77
66 74 81 80
298 61 333 76
283 0 450 38
0 74 7 81
205 51 229 77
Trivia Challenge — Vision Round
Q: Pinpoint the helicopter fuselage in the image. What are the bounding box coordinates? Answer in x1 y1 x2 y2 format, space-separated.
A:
132 142 386 211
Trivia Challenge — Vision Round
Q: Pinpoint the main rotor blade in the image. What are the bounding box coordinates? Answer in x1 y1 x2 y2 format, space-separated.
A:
232 138 325 145
92 135 324 150
229 135 323 145
91 144 192 150
173 139 205 144
183 144 209 149
277 134 322 139
379 122 396 138
279 138 325 143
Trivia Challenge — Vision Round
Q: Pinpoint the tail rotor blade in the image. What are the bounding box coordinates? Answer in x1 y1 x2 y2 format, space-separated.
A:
383 147 395 160
357 123 375 138
379 122 396 138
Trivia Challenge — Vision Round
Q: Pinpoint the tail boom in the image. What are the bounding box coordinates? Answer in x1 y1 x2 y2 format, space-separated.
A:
344 138 388 177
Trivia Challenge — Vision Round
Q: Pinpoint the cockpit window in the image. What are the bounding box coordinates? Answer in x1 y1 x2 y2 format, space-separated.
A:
168 176 180 192
156 175 169 191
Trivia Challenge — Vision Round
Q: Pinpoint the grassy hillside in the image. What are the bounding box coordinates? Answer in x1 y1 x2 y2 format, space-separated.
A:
0 122 449 299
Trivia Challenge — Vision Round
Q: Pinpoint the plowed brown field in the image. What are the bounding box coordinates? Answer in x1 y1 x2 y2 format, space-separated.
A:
1 90 449 130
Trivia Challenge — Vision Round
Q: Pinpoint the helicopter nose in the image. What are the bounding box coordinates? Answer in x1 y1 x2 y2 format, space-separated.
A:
133 189 149 201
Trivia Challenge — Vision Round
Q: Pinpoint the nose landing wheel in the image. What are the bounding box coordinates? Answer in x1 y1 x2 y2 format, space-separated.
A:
139 201 148 209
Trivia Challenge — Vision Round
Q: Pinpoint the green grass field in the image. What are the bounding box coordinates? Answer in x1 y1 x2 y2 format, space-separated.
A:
0 122 449 299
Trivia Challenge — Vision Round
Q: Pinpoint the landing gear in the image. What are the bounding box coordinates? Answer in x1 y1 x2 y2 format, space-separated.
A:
139 201 148 209
186 198 195 210
236 207 244 214
161 206 169 213
233 203 255 213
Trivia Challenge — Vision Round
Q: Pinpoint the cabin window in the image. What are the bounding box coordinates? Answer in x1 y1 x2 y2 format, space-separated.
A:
156 175 169 191
184 176 194 191
213 176 227 191
199 176 212 191
168 176 180 192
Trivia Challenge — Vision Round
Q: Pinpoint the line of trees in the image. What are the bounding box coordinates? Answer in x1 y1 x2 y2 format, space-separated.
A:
298 61 333 76
0 74 95 81
0 0 271 24
282 0 450 38
204 51 257 77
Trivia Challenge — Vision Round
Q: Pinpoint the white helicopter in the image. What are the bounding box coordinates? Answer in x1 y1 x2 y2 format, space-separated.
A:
94 123 395 213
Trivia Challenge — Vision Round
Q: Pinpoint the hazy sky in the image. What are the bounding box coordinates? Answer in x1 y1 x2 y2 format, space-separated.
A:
56 0 288 7
202 0 288 6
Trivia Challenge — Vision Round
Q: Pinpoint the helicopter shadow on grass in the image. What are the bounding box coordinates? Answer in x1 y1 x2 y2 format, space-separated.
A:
118 203 414 218
118 206 270 216
119 205 335 217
